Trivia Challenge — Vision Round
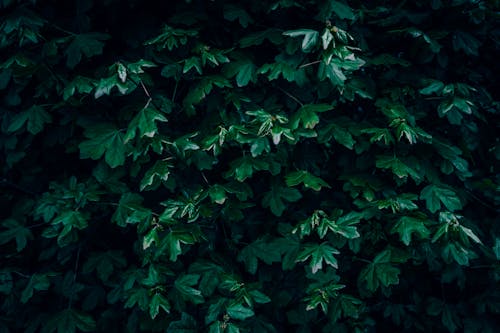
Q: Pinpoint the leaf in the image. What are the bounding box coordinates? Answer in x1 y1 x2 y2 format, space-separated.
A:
235 61 255 87
26 105 52 134
358 250 400 292
174 274 204 304
223 5 254 28
7 105 51 134
65 33 109 68
318 123 355 149
0 218 33 252
79 123 126 168
419 80 444 95
391 216 430 245
149 293 171 319
167 312 197 333
330 1 356 20
420 185 462 213
237 237 282 274
285 170 330 191
21 273 51 303
0 271 13 295
376 155 421 180
291 103 332 129
261 183 302 216
452 31 480 56
124 107 168 141
117 62 127 82
140 161 170 191
226 304 255 320
493 238 500 260
318 61 346 86
321 29 334 49
283 29 319 52
296 243 340 273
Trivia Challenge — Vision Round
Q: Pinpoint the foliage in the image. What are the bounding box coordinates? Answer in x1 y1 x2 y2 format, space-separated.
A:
1 0 499 332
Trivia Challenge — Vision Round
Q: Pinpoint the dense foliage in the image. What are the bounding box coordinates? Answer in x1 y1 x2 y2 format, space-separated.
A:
1 0 499 332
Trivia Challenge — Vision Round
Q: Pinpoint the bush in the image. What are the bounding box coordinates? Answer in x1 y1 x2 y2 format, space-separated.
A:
1 0 499 332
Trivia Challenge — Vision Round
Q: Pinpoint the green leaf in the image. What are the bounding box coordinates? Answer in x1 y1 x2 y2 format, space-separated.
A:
318 61 346 86
124 107 168 141
0 271 13 294
140 161 170 191
237 237 282 274
226 304 255 320
63 76 96 100
283 29 319 52
493 238 500 260
419 80 444 95
321 29 334 49
149 293 171 319
65 33 109 68
285 170 330 191
391 216 430 245
26 105 52 134
21 273 51 303
235 61 255 87
291 103 332 130
79 124 126 168
330 1 356 20
376 155 421 180
262 183 302 216
420 185 462 213
0 219 33 252
452 31 480 56
167 312 197 333
223 5 254 28
183 56 202 75
358 250 400 292
7 105 51 134
318 123 355 149
175 274 204 304
296 243 340 273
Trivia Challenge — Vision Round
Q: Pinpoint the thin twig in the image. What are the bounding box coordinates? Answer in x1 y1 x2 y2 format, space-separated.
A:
172 79 179 103
299 60 322 68
277 87 304 106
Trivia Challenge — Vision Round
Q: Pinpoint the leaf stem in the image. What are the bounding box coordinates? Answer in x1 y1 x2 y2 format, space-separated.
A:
299 60 322 68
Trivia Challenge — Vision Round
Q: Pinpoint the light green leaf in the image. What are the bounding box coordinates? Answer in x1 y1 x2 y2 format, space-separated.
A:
321 29 334 49
330 1 355 20
226 304 254 320
140 161 170 191
283 29 319 52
